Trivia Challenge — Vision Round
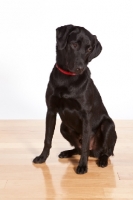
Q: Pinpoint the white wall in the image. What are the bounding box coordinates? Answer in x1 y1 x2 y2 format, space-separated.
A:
0 0 133 119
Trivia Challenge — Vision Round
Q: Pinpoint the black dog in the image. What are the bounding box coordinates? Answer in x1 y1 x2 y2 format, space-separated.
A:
33 25 117 174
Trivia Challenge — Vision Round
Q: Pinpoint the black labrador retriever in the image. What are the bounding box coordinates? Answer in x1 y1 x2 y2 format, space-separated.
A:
33 25 117 174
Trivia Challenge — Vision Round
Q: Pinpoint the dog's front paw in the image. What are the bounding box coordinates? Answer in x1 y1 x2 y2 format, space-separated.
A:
76 165 88 174
33 154 47 164
97 155 108 168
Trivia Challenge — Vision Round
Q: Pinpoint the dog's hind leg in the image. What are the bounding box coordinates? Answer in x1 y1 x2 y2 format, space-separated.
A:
58 123 81 158
97 120 117 167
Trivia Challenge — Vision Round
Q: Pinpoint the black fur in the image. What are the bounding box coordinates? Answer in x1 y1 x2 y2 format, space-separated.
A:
33 25 117 174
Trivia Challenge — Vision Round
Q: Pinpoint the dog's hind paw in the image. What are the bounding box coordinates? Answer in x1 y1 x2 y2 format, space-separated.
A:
58 149 78 158
58 150 73 158
76 165 88 174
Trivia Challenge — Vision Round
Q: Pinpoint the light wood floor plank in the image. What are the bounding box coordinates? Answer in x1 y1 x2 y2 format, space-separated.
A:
0 180 7 189
0 188 104 198
1 199 133 200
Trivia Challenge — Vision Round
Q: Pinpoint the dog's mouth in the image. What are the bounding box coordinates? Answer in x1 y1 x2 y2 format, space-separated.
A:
66 61 85 75
68 67 85 75
74 67 84 75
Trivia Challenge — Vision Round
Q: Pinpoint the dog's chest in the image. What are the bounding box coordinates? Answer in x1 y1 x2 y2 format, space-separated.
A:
56 96 81 130
52 87 81 110
51 86 81 124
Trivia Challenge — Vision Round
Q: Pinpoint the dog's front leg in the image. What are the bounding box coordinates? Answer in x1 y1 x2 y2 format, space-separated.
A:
33 109 56 164
76 117 91 174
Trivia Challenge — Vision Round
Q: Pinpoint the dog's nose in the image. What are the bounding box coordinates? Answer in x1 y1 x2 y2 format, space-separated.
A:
76 67 84 74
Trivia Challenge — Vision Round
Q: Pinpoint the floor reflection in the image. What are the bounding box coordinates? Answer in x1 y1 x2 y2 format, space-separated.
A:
32 157 117 199
33 163 56 200
60 157 117 198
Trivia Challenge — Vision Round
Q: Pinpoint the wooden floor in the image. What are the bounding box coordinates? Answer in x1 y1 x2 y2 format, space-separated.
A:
0 120 133 199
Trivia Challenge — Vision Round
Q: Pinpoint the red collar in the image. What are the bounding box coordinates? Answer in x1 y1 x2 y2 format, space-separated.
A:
56 64 76 76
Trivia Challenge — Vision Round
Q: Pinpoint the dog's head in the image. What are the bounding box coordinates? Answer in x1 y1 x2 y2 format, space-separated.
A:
56 24 102 75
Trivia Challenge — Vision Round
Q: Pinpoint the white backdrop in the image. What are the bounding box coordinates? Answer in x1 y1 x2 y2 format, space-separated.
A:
0 0 133 119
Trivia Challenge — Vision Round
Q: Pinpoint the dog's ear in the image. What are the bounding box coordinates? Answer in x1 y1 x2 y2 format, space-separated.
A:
88 35 102 62
56 25 74 50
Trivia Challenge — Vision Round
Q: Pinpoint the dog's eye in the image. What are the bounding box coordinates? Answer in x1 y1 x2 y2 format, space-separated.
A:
87 47 92 53
71 42 78 48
